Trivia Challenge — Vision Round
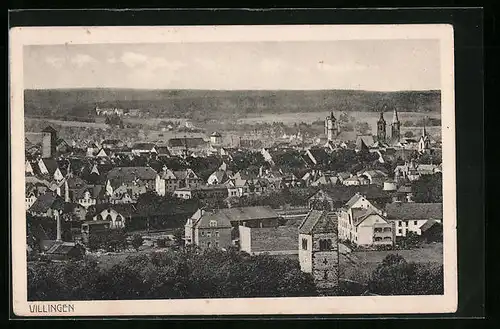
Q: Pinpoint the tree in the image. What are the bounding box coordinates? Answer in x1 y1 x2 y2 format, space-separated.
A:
404 131 415 138
172 228 184 247
131 234 144 252
368 254 443 295
411 173 443 203
355 122 371 135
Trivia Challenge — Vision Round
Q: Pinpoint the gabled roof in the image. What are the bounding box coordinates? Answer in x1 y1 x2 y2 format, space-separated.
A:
106 167 158 181
42 126 57 134
344 193 366 209
132 142 156 150
298 210 336 234
419 219 442 233
307 147 330 164
351 207 382 226
155 146 170 155
218 206 279 223
29 192 65 213
25 132 44 145
40 158 59 175
385 203 443 220
46 241 81 255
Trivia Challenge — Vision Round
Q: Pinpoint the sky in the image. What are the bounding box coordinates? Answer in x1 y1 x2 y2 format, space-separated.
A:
23 39 441 91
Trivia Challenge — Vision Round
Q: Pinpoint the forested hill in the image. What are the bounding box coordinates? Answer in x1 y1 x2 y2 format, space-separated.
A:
24 88 441 121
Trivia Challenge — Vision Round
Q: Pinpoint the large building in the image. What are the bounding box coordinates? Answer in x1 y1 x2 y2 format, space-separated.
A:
377 111 387 142
41 126 57 158
184 208 233 249
391 108 401 142
298 210 339 290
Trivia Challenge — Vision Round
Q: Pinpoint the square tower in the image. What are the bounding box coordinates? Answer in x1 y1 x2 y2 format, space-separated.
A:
41 126 57 158
298 210 339 290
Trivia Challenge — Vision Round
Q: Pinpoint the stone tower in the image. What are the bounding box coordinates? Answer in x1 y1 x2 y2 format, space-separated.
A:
324 112 338 142
298 210 339 291
41 126 57 158
377 111 386 142
391 108 401 142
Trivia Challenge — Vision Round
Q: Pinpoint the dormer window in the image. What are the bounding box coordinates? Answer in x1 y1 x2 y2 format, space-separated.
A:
209 220 217 227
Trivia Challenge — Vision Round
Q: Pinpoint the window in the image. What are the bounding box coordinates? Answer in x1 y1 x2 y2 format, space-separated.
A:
201 231 205 236
374 237 382 242
302 238 308 250
323 270 328 280
383 227 392 232
207 242 211 248
398 221 402 227
319 239 332 251
215 241 219 248
384 237 392 241
215 231 219 237
116 215 122 222
209 220 217 227
374 228 382 233
398 229 402 234
414 220 418 225
207 232 211 238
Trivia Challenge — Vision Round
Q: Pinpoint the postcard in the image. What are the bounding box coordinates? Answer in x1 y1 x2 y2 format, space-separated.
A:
10 24 457 316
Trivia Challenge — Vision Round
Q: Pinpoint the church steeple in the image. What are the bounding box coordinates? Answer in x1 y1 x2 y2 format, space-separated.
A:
377 110 386 142
391 108 401 142
325 111 338 141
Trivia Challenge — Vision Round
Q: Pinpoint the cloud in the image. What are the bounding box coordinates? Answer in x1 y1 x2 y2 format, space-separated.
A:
70 54 97 68
120 52 148 68
45 56 64 68
147 57 186 71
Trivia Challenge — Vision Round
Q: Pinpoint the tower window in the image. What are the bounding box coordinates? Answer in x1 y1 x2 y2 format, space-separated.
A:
302 238 308 250
319 239 332 251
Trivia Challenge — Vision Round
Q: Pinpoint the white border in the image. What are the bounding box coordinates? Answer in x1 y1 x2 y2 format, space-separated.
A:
10 24 457 316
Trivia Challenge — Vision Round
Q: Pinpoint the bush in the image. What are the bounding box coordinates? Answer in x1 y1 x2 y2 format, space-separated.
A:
131 234 144 251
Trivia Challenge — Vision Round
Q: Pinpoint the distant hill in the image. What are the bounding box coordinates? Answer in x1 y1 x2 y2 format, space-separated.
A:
24 88 441 121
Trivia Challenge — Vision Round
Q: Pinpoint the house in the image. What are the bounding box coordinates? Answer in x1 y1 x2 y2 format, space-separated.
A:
305 147 330 166
155 145 171 157
28 192 65 219
25 160 37 176
394 161 441 182
308 185 392 211
81 220 112 244
174 185 229 201
101 139 124 149
168 137 207 156
310 175 339 187
210 132 223 145
95 148 112 158
90 203 136 229
108 182 147 204
105 166 164 196
207 169 232 185
217 206 280 228
184 208 233 249
342 176 370 186
358 170 388 186
239 226 298 256
356 135 376 150
337 193 394 246
74 185 105 209
37 158 65 181
160 168 204 192
131 143 157 156
56 138 71 154
298 210 339 290
62 202 87 221
385 202 443 237
45 241 85 261
25 191 37 210
419 219 443 243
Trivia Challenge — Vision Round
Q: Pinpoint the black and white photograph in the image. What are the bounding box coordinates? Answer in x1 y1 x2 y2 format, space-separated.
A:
10 24 457 316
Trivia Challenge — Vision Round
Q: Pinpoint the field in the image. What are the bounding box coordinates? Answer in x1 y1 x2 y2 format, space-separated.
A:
339 242 443 284
25 117 109 129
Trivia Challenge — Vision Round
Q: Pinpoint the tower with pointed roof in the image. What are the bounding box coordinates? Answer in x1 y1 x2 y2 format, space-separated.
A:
418 117 431 153
324 112 339 142
377 111 387 142
391 108 401 142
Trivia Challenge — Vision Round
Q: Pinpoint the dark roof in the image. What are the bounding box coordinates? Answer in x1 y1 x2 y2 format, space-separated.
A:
419 219 442 233
29 192 65 213
308 147 330 164
155 146 170 155
168 138 206 148
46 241 81 255
385 203 443 220
298 210 336 234
352 207 381 226
312 185 391 203
42 126 57 134
193 209 233 229
106 167 158 181
41 158 59 175
132 143 156 150
218 206 279 223
102 139 122 145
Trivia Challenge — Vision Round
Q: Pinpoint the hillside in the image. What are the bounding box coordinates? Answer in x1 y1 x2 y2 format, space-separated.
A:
24 88 441 121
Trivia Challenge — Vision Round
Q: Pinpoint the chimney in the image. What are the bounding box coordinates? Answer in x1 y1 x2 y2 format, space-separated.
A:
56 211 62 242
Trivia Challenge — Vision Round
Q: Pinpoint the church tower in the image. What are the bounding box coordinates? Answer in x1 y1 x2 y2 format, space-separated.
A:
418 118 431 154
324 112 338 141
391 108 401 142
377 111 386 142
298 210 339 291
